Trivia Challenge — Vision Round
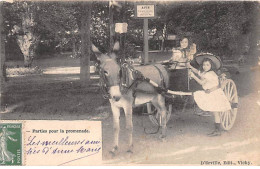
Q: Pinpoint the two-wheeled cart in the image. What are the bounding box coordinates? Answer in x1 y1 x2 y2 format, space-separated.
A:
147 55 238 131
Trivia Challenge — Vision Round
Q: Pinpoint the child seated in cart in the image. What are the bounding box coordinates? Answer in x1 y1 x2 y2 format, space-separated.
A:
161 37 197 92
188 53 231 137
163 37 196 69
172 37 196 67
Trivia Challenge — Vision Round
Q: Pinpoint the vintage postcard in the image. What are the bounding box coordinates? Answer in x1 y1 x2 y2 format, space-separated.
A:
0 0 260 166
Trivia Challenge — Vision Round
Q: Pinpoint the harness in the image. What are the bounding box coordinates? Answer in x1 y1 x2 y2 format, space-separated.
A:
119 63 140 95
98 62 166 101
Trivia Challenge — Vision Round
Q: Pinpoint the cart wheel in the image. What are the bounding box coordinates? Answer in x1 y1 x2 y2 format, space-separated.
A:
220 79 238 130
147 102 172 126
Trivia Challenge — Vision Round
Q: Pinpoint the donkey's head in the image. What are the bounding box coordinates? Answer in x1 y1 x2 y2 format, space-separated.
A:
93 42 122 99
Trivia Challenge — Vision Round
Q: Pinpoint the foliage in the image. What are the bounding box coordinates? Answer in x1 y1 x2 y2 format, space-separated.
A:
157 1 259 58
3 1 259 62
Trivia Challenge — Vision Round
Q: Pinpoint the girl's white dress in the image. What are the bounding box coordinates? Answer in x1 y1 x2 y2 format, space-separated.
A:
194 71 231 112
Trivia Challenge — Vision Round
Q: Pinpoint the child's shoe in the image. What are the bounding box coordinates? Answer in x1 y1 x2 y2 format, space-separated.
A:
207 123 221 137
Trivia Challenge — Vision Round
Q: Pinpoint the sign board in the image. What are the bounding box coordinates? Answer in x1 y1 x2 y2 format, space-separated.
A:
167 35 176 40
135 3 156 19
115 23 128 34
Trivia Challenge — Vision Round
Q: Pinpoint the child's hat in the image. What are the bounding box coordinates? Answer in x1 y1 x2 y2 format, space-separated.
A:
195 53 222 69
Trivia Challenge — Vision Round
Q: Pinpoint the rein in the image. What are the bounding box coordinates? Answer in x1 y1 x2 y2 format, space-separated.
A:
98 66 112 99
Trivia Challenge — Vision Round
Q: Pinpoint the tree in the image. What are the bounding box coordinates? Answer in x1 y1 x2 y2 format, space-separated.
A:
149 3 176 50
34 2 80 57
8 2 39 67
91 1 109 53
158 1 259 58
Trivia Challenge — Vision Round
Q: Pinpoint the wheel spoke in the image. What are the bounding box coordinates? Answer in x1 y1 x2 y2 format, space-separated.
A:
222 112 226 126
225 87 228 97
229 110 232 125
229 84 234 99
231 109 235 122
156 111 159 119
230 110 233 120
227 110 231 126
220 111 225 122
226 111 229 127
231 109 235 123
167 104 172 121
228 82 231 94
220 79 238 130
149 103 172 126
222 112 225 122
226 111 230 127
226 82 230 97
225 82 229 97
230 92 236 102
225 112 228 127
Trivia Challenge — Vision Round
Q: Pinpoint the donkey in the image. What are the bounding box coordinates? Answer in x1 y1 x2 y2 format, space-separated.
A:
93 43 169 155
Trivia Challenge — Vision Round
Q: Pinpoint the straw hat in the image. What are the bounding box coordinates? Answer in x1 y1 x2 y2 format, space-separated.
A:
195 53 222 69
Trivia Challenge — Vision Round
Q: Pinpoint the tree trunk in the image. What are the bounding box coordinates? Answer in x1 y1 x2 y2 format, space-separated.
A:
15 2 37 67
0 2 6 109
17 34 35 67
80 1 92 87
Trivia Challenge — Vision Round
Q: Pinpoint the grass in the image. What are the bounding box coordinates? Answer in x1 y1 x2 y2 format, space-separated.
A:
1 55 105 119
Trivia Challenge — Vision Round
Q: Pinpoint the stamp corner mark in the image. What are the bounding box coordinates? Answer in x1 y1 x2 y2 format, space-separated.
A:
0 123 22 166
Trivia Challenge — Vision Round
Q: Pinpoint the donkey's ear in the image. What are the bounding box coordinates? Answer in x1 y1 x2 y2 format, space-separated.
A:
92 44 103 61
92 44 101 53
113 41 120 51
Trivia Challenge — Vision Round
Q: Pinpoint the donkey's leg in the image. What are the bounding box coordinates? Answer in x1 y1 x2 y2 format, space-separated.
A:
110 103 120 155
157 94 167 139
151 95 167 139
123 104 133 153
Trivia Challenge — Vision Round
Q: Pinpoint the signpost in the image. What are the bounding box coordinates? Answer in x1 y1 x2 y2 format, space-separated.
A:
115 23 128 34
0 1 5 109
115 22 128 60
135 3 156 64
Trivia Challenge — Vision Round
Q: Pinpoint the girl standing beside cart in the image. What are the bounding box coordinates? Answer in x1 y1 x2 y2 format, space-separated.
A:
188 54 231 136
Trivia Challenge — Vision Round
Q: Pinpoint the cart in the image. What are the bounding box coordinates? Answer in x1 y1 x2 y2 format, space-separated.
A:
147 56 239 131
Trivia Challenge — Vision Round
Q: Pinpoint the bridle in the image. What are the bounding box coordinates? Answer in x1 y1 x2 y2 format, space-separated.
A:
97 61 143 100
98 64 112 99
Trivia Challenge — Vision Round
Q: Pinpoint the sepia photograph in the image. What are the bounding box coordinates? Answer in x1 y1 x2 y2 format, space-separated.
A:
0 0 260 166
